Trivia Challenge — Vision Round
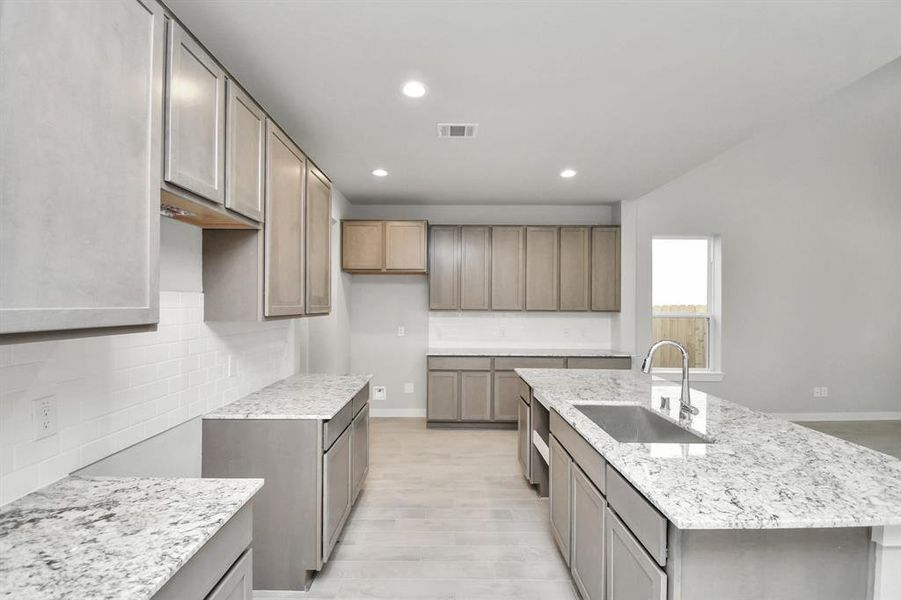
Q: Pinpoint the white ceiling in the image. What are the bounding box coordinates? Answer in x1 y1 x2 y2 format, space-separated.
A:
166 0 901 205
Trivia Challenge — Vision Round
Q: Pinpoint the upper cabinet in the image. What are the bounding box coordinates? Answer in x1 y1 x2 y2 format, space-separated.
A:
525 226 560 311
0 0 165 338
263 121 306 317
342 220 428 274
225 80 266 221
164 22 226 204
306 165 332 315
591 227 621 311
491 226 526 310
425 224 619 313
559 227 592 311
429 226 460 310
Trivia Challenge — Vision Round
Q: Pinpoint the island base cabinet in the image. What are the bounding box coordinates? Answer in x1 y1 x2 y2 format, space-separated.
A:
351 404 370 503
571 466 607 600
518 398 531 480
549 434 572 566
205 549 252 600
322 424 353 562
606 509 666 600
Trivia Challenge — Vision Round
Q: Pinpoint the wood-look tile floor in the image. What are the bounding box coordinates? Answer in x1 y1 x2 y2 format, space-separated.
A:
303 418 578 599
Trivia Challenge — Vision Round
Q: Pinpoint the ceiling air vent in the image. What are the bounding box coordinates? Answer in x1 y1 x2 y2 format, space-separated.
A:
437 123 478 138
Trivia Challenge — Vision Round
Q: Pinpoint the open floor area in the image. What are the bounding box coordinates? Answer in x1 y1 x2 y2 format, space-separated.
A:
306 418 576 599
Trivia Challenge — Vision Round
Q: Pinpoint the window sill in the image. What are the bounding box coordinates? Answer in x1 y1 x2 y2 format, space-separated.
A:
652 369 724 383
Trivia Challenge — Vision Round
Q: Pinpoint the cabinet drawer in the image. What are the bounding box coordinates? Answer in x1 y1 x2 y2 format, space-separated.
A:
549 410 606 494
206 548 252 600
428 357 492 371
567 357 632 370
323 399 354 451
606 465 667 566
494 357 565 370
352 384 370 416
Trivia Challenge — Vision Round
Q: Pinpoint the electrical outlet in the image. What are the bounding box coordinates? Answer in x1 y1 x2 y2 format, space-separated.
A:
32 396 58 440
397 326 405 337
813 386 830 398
373 386 387 401
404 383 414 394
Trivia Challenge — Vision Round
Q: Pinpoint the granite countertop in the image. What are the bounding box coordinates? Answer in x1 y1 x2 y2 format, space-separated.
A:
428 346 632 358
0 476 262 600
517 368 901 530
203 373 372 420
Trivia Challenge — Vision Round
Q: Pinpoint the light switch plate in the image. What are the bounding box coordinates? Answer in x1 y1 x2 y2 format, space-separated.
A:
373 386 387 401
404 383 414 394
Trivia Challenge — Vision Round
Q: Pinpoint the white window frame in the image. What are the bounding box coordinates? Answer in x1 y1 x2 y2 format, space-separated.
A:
651 235 723 382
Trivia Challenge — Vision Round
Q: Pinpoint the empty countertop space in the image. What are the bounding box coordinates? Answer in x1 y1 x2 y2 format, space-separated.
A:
0 476 262 600
203 373 372 420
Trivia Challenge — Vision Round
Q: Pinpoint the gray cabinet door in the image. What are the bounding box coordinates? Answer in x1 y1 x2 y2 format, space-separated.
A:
518 398 531 480
0 0 163 336
427 372 458 421
165 22 226 204
571 465 607 600
206 549 253 600
323 424 352 562
591 227 621 311
306 166 332 314
549 434 572 566
493 371 521 422
460 226 492 310
429 226 460 310
264 120 306 317
606 508 667 600
525 226 559 310
491 226 525 310
560 227 591 311
351 404 370 503
460 372 492 421
225 80 265 221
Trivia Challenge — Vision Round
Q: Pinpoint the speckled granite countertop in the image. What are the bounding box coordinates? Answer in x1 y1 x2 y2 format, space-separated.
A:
517 368 901 530
0 476 262 600
204 373 372 420
428 346 632 357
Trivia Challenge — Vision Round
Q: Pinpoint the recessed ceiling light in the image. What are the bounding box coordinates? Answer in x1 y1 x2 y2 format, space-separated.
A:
560 169 577 178
402 80 427 98
371 168 388 177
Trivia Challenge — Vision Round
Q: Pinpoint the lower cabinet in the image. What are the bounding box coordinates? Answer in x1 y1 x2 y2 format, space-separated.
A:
427 371 459 420
323 421 353 562
460 372 492 420
549 434 572 565
518 398 531 480
606 509 667 600
206 549 253 600
493 371 523 421
351 404 370 503
571 465 607 600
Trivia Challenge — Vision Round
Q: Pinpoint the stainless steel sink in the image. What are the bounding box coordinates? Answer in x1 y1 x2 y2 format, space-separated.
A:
574 404 710 444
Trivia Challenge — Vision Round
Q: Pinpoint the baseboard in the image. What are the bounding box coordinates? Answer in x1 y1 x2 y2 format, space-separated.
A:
370 408 427 418
253 591 307 599
772 411 901 422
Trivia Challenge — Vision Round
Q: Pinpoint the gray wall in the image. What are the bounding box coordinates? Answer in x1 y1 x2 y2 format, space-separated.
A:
624 58 901 416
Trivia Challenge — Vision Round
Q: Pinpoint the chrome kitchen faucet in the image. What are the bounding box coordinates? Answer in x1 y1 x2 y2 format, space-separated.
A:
641 340 699 417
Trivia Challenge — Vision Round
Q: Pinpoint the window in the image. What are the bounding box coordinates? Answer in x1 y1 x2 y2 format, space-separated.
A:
652 237 720 373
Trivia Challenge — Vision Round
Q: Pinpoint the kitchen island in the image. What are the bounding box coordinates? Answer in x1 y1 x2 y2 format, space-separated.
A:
517 368 901 600
0 476 261 600
203 373 372 594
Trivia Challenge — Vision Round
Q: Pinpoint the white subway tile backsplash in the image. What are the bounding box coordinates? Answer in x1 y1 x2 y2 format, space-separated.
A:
0 291 297 506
